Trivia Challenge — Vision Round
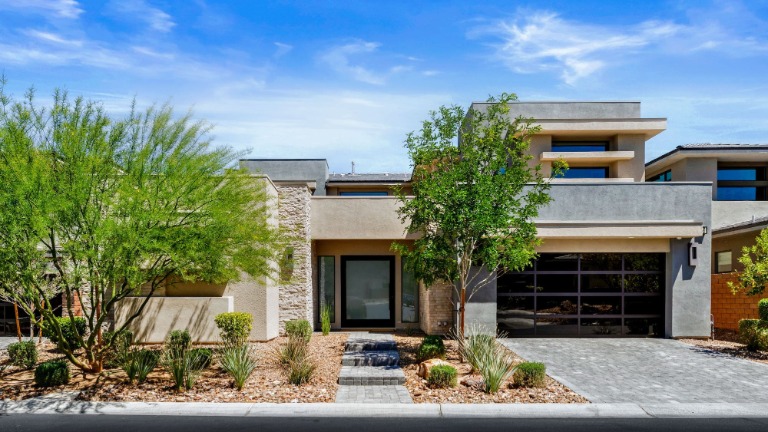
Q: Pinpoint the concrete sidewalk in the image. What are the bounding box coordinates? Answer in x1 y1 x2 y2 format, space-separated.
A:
3 399 768 418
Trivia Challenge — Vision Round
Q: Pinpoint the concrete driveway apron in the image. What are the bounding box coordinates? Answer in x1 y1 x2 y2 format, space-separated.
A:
500 338 768 403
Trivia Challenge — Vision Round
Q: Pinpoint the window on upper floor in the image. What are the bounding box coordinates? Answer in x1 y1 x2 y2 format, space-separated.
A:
551 141 609 152
715 250 732 273
716 165 768 201
338 191 389 196
556 167 609 179
647 170 672 182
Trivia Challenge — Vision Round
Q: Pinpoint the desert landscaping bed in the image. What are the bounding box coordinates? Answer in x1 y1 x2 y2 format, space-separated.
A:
679 328 768 365
0 332 346 403
394 333 589 404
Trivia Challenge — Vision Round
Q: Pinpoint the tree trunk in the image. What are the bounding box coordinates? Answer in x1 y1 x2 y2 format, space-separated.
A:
459 279 466 341
13 303 22 342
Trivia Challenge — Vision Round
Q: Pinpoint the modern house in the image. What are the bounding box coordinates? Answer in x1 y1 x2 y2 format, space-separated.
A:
104 100 720 342
646 144 768 330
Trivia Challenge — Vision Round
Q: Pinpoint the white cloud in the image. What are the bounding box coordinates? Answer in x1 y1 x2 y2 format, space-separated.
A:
0 0 83 19
474 12 683 84
274 42 293 58
109 0 175 33
320 40 387 85
23 29 83 47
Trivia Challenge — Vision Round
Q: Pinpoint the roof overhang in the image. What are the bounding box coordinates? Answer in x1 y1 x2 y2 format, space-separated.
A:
532 118 667 139
535 220 704 239
646 147 768 174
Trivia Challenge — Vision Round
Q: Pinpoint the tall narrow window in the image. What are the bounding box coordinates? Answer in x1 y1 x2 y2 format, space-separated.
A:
402 261 419 323
318 256 335 323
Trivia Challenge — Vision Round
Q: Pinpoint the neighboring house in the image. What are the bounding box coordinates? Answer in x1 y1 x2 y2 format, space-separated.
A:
106 101 718 342
646 144 768 331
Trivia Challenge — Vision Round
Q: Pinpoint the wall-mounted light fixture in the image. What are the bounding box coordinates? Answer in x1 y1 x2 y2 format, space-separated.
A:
689 239 700 267
703 226 708 235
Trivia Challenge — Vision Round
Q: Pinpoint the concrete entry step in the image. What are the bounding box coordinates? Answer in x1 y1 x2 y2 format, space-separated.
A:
335 385 413 403
338 366 406 385
341 350 400 367
344 332 397 352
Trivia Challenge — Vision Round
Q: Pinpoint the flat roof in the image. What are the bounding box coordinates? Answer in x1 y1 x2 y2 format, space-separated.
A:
646 144 768 171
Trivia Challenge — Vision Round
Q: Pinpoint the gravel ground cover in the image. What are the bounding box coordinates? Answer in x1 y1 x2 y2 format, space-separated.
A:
0 332 347 403
679 328 768 366
394 333 589 404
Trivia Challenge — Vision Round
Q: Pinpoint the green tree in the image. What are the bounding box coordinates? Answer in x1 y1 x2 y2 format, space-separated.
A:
393 93 563 338
729 228 768 295
0 83 282 373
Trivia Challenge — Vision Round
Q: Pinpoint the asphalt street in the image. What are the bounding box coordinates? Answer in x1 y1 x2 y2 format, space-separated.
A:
3 415 768 432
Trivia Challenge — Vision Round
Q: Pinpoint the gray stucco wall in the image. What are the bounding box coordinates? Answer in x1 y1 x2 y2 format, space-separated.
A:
240 159 329 195
471 102 641 120
459 266 497 335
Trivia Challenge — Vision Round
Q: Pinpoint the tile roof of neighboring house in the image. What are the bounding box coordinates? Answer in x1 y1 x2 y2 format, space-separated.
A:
646 143 768 167
327 173 411 183
714 214 768 235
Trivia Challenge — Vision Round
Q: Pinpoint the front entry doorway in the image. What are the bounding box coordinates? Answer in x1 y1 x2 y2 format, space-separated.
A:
341 256 395 327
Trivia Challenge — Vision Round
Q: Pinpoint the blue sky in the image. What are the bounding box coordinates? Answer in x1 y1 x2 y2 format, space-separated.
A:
2 0 768 173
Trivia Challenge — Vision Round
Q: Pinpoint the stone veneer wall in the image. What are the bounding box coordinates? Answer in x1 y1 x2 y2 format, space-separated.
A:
419 281 454 335
711 272 760 331
276 184 314 332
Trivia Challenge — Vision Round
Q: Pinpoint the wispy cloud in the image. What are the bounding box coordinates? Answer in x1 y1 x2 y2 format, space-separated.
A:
0 0 83 19
473 12 682 84
274 42 293 58
320 40 387 85
23 29 83 47
109 0 175 32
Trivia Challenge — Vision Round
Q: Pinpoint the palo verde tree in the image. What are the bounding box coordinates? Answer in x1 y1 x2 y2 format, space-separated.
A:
393 93 564 339
0 83 282 373
729 228 768 296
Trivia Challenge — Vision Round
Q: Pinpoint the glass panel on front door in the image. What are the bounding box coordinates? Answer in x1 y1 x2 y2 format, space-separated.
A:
342 257 394 327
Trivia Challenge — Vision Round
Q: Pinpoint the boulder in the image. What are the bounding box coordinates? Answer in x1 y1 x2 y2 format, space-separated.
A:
417 358 452 379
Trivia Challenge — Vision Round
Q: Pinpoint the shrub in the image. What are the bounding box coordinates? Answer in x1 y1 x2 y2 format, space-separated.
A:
103 329 133 369
287 357 316 385
285 319 312 342
759 298 768 322
219 345 257 390
34 360 70 387
513 362 547 388
123 349 159 384
320 304 332 336
427 364 457 388
189 348 213 369
43 317 87 350
276 334 309 366
459 331 496 373
8 340 37 369
738 319 768 351
167 329 192 357
417 335 446 361
479 344 517 394
214 312 253 347
162 348 206 392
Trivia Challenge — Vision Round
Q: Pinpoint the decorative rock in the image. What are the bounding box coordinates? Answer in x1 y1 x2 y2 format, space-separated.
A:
417 358 451 379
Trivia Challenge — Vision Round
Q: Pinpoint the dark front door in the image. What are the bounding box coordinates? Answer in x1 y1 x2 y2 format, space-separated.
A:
341 256 395 327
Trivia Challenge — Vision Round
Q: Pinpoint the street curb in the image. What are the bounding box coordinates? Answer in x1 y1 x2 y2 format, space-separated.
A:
3 400 768 418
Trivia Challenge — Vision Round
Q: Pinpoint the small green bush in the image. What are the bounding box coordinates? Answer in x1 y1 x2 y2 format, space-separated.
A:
8 340 37 369
759 298 768 322
739 319 768 351
479 344 517 394
162 348 205 392
103 329 133 369
167 329 191 356
123 349 159 384
320 304 332 336
43 317 87 350
513 362 547 388
189 348 213 369
287 357 316 385
285 319 312 341
417 335 446 361
276 334 309 366
219 345 257 390
214 312 253 347
427 364 457 388
461 332 496 373
34 360 70 387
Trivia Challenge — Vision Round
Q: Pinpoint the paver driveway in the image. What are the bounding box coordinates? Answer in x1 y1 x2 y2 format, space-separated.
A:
501 338 768 403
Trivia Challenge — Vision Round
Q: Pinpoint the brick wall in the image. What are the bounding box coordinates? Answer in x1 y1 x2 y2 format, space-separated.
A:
711 272 759 330
419 281 454 335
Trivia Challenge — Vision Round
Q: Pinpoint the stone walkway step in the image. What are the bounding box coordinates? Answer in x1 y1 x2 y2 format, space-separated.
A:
341 350 400 367
335 385 413 404
338 365 406 385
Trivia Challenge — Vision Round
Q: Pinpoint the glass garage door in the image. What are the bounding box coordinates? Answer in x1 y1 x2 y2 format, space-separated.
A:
497 253 664 337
